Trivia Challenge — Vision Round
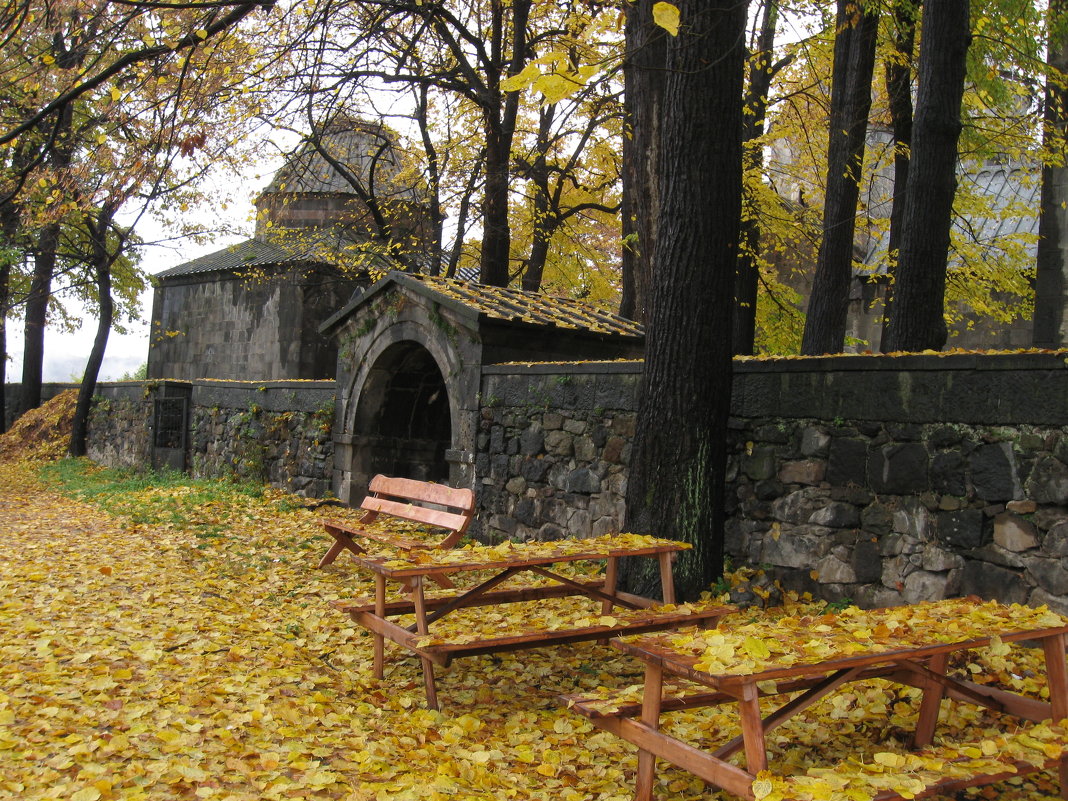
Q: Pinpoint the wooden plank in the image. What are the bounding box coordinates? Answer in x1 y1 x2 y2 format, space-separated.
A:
736 682 768 773
589 715 757 799
361 497 470 533
369 474 475 515
356 542 690 579
601 556 618 616
526 565 644 610
413 607 732 660
332 578 609 616
317 524 368 568
372 573 385 678
614 624 1068 690
658 551 675 604
635 661 664 801
866 758 1058 801
889 661 1054 722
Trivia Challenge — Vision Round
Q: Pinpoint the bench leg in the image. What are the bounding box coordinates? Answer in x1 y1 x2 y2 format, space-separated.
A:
635 661 663 801
658 552 676 605
1041 634 1068 798
373 574 386 679
737 682 768 774
912 652 948 749
411 578 440 711
318 528 366 568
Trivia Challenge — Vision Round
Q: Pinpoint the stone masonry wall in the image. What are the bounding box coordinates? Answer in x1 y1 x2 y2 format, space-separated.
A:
477 354 1068 615
88 380 336 497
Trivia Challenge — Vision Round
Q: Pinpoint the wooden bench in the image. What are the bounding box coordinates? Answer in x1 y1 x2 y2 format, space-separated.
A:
317 474 476 570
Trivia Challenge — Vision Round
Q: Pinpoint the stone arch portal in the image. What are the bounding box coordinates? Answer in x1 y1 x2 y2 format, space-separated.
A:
349 341 452 489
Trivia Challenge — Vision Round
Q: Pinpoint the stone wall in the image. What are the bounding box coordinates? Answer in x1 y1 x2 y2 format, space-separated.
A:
476 354 1068 614
88 380 336 496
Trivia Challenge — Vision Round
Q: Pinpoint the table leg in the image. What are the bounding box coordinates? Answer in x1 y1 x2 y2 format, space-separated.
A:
738 682 768 774
635 661 664 801
411 577 439 711
373 573 386 679
602 556 619 615
913 652 948 749
1041 633 1068 799
658 552 676 605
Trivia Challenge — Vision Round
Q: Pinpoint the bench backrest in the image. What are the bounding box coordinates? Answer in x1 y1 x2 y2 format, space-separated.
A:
361 474 475 545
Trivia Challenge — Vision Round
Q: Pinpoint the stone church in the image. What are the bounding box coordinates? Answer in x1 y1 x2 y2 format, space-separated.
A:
146 119 428 381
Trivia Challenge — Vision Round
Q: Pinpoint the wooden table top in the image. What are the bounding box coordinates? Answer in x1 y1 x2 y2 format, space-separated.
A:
613 598 1068 689
350 533 690 578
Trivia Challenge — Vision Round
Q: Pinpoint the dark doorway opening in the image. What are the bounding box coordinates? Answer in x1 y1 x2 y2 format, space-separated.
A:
354 342 451 484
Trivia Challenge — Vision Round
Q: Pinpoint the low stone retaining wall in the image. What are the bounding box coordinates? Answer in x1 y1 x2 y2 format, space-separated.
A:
88 380 335 496
477 354 1068 614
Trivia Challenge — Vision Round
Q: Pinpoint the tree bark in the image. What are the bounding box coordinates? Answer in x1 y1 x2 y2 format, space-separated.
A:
623 0 746 601
879 0 919 349
70 208 117 457
619 0 666 324
21 220 61 414
800 0 880 355
1035 0 1068 347
883 0 970 352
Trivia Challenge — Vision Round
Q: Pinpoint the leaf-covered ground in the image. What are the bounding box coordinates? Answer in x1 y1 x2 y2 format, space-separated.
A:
0 451 1064 800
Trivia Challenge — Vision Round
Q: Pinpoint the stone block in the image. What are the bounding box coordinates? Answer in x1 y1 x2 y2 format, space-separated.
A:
1044 522 1068 556
537 523 566 541
565 468 602 494
964 559 1033 604
567 509 592 538
901 570 952 604
851 539 883 583
760 524 832 568
970 442 1022 502
868 443 930 495
743 446 778 481
927 425 964 449
1006 499 1037 514
754 479 785 501
591 516 619 536
936 509 984 549
753 423 792 444
827 438 869 487
505 476 527 495
1029 587 1068 616
778 459 826 486
563 418 586 435
892 499 930 539
542 412 563 430
814 555 856 584
1025 455 1068 505
993 512 1039 552
810 502 861 529
608 413 636 438
573 436 598 462
1027 556 1068 596
930 451 967 496
602 435 626 464
800 426 831 458
771 488 828 524
519 423 544 455
861 502 895 536
544 430 573 457
519 456 551 483
967 543 1026 569
920 545 964 572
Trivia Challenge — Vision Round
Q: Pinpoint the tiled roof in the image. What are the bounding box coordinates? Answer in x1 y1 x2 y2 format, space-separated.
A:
155 238 299 278
389 272 643 337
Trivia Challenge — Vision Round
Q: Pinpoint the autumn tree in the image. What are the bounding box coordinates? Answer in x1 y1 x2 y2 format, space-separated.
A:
800 0 880 355
882 0 972 352
623 0 746 600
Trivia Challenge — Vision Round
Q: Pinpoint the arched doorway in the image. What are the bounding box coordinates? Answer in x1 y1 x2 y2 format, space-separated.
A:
351 341 452 484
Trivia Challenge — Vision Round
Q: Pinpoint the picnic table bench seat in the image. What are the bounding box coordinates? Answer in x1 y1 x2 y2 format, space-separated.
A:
317 474 476 572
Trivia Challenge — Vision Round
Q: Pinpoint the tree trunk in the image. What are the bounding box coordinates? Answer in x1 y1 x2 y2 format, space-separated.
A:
623 0 746 601
879 0 919 349
21 220 60 414
883 0 970 352
800 0 880 355
619 0 666 324
1035 0 1068 347
478 0 530 287
733 0 780 355
70 209 116 457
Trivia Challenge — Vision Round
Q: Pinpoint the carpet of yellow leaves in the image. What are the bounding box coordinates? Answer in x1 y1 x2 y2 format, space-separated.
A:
0 455 1063 801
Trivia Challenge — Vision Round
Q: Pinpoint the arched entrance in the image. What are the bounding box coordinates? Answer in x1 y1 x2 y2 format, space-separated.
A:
351 341 452 484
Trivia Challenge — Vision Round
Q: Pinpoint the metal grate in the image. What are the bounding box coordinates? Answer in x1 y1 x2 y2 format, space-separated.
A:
153 398 187 450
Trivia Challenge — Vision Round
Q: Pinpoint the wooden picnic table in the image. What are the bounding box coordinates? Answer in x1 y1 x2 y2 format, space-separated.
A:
563 598 1068 801
334 533 734 710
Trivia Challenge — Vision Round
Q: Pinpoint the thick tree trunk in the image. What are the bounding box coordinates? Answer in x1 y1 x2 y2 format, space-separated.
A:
800 0 880 355
733 0 780 355
883 0 970 352
619 0 666 324
70 210 115 457
880 0 919 349
1035 0 1068 347
623 0 746 601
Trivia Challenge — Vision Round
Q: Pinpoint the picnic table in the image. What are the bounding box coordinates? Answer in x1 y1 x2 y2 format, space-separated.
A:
333 533 733 710
563 598 1068 801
